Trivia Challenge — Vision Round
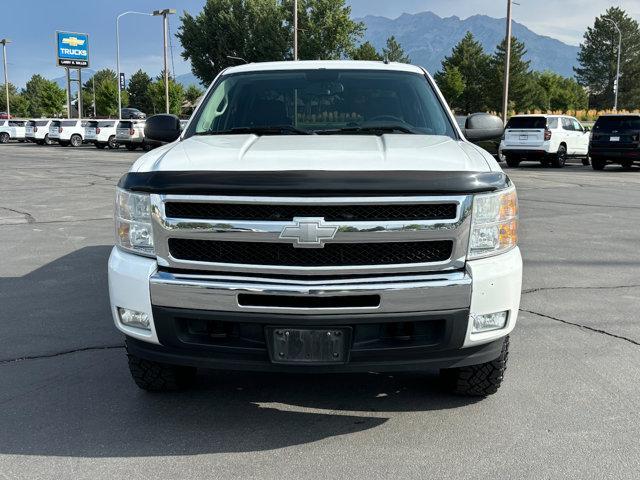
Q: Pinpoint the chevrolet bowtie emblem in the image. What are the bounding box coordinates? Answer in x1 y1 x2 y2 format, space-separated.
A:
279 217 338 248
62 37 86 47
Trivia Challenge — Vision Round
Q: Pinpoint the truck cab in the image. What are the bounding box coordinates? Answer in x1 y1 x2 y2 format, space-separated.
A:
109 61 521 396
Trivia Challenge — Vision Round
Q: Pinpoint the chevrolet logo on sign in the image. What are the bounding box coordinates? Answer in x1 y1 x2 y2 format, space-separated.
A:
61 36 86 47
279 218 338 248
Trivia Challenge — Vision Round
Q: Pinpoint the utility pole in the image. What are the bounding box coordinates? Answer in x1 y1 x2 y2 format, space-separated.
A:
501 0 512 124
154 9 176 114
604 18 622 111
293 0 298 61
92 75 97 117
1 39 11 118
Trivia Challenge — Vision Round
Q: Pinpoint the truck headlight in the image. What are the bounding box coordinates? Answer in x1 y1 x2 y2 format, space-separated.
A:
115 188 155 256
468 186 518 259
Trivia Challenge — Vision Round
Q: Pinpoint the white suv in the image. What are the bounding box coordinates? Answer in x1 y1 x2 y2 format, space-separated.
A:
52 119 87 147
500 115 590 168
0 120 26 143
25 119 55 145
85 120 119 149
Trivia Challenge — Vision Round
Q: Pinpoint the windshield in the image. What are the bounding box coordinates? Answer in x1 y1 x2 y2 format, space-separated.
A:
189 69 456 138
594 116 640 132
506 117 547 129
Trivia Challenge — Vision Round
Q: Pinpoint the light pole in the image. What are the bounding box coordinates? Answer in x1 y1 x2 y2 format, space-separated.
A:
116 11 153 119
293 0 298 61
153 9 176 114
604 18 622 111
1 39 11 118
501 0 513 124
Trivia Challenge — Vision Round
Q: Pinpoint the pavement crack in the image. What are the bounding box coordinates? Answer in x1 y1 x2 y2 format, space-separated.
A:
519 198 640 210
522 284 640 294
520 308 640 347
0 344 124 365
0 207 36 223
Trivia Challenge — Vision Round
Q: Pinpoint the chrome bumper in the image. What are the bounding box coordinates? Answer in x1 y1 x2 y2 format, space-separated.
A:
149 270 472 315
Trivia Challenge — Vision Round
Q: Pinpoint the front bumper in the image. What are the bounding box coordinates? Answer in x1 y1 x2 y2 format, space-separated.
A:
108 247 522 371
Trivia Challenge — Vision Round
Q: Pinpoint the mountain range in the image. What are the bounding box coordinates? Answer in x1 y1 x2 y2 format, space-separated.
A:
360 12 579 77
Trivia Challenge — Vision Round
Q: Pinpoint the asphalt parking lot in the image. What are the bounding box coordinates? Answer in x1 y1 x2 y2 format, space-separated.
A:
1 142 640 479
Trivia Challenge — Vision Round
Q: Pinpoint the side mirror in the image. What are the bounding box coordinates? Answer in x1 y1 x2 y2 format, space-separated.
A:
583 126 591 133
144 114 181 143
463 113 504 142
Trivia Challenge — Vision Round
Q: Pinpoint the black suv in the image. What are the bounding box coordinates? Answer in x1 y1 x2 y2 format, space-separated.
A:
589 115 640 170
121 108 146 119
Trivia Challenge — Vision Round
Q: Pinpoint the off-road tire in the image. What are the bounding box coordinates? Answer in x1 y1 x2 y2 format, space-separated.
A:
591 157 606 171
505 156 520 168
441 336 509 397
0 132 9 143
127 352 197 392
551 144 567 168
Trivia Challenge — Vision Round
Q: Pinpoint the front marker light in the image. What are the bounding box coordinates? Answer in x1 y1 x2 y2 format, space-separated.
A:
118 307 151 330
115 188 155 256
468 186 518 259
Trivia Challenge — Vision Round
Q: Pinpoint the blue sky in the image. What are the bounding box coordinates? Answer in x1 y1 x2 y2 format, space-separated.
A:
2 0 639 87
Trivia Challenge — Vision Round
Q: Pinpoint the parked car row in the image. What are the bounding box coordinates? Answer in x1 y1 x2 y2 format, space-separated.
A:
498 113 640 171
0 118 167 151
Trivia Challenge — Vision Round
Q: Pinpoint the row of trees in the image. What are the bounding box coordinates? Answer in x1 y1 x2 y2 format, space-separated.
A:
433 32 588 115
0 70 205 118
178 0 410 84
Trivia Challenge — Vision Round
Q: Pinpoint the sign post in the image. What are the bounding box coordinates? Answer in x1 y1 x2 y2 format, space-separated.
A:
56 31 89 118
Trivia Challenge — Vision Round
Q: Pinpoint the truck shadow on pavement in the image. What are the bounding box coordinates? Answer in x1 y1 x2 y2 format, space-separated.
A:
0 246 481 457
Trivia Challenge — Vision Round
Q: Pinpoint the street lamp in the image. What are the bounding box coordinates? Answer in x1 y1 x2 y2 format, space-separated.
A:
116 11 153 119
153 9 176 114
604 18 622 111
1 39 11 119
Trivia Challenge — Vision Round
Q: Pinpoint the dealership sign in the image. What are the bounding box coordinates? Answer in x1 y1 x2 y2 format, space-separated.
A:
56 31 89 67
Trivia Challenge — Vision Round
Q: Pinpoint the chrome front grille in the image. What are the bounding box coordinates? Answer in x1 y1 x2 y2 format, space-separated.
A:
151 194 473 276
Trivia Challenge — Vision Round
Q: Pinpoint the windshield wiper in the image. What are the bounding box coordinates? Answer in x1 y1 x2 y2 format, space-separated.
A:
197 125 313 136
315 125 420 135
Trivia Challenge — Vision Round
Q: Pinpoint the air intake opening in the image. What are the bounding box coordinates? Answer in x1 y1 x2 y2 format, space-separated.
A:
237 294 380 309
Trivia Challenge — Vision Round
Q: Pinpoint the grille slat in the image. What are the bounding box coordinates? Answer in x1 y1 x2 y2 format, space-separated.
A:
165 202 457 222
169 239 453 267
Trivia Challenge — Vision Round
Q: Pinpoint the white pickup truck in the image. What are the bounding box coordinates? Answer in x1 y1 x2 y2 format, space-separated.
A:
109 61 522 396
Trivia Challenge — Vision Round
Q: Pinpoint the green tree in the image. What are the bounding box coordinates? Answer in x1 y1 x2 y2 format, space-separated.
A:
178 0 290 85
22 75 66 117
127 70 153 114
434 66 465 107
0 83 29 117
294 0 364 60
382 36 410 63
149 73 185 116
534 71 588 112
487 36 531 113
436 32 491 114
351 41 382 61
575 7 640 110
82 69 127 117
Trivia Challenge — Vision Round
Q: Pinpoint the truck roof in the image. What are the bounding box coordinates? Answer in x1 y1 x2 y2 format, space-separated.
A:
223 60 426 75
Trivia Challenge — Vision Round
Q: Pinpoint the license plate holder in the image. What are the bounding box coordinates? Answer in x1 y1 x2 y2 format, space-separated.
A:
266 327 351 365
519 134 528 141
610 136 620 142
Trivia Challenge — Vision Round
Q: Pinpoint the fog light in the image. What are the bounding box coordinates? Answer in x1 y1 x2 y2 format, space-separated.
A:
471 311 508 333
118 307 150 330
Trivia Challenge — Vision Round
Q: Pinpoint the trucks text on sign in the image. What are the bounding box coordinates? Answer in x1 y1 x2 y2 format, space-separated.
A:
56 31 89 67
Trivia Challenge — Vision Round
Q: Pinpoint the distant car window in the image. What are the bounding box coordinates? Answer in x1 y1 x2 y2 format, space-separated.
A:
51 121 61 126
506 117 546 129
26 121 36 126
561 118 574 131
118 121 132 128
547 117 558 129
99 121 116 127
593 116 640 132
571 119 583 132
9 121 25 126
35 120 49 126
61 120 78 127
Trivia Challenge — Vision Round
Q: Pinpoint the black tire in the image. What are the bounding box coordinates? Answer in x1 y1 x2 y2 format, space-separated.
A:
0 132 9 144
582 157 590 166
107 135 119 149
441 336 509 397
142 142 154 152
505 156 520 168
127 351 197 392
44 134 54 146
125 144 138 151
551 144 567 168
95 143 106 149
591 157 606 171
70 134 82 147
621 160 633 170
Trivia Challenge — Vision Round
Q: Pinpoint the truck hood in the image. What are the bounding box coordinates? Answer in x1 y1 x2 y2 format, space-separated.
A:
133 134 493 173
